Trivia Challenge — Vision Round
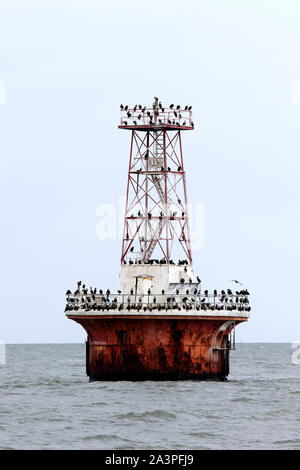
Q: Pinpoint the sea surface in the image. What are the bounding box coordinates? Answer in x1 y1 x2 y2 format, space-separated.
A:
0 343 299 450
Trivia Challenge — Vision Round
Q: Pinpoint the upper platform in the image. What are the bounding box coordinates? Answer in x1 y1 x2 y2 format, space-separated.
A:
65 281 251 319
119 98 194 131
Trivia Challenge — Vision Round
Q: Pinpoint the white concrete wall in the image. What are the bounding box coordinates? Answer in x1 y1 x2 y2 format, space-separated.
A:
168 265 193 284
119 264 194 295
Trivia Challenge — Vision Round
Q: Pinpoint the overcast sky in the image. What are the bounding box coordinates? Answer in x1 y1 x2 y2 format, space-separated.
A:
1 0 300 343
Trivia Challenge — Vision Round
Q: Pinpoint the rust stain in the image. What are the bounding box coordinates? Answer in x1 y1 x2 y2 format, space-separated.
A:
70 315 246 381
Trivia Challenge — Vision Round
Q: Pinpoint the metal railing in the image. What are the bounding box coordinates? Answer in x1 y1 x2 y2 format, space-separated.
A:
119 106 193 128
65 291 250 313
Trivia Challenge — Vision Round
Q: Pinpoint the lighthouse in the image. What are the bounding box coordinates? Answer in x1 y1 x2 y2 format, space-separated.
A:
65 98 250 380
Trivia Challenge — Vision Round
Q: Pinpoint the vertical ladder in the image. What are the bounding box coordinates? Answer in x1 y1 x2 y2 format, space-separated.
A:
143 131 166 262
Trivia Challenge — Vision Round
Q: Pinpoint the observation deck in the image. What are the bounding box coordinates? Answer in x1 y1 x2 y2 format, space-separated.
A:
118 100 194 131
65 287 250 319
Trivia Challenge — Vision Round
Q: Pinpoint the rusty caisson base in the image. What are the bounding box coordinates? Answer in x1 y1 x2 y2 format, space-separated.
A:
68 314 245 381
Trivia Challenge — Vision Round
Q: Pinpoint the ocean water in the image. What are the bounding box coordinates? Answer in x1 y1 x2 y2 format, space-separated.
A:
0 343 299 450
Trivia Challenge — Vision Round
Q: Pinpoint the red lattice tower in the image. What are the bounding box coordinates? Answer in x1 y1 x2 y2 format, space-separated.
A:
119 98 194 265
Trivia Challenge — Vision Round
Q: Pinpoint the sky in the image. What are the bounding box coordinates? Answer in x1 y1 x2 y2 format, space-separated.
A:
0 0 300 343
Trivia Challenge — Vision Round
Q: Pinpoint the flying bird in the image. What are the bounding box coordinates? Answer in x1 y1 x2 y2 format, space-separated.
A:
230 280 244 286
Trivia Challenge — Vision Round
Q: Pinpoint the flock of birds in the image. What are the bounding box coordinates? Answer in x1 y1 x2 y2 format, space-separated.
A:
65 280 250 313
122 258 190 265
135 165 183 172
120 102 194 128
126 210 185 220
